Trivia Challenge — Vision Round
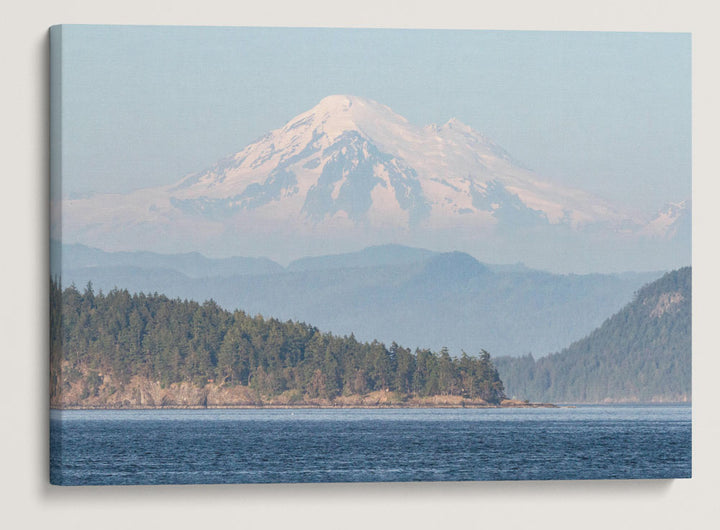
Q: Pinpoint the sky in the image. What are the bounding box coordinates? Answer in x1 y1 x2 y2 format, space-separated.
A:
58 25 691 214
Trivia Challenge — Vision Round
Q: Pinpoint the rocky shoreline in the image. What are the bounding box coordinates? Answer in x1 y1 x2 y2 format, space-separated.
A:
51 401 558 410
51 374 557 410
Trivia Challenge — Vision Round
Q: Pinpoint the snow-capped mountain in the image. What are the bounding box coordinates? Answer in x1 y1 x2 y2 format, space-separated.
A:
59 95 689 271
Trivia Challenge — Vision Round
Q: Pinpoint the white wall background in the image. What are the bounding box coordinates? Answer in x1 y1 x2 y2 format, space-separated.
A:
1 1 718 528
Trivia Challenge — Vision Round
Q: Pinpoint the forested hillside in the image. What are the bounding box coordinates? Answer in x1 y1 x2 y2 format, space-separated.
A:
495 267 691 403
50 279 507 407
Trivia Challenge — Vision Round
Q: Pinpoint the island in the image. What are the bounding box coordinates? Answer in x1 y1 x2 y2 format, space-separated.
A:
50 280 554 409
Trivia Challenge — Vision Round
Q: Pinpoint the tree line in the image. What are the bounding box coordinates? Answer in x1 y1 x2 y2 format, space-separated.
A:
50 278 506 403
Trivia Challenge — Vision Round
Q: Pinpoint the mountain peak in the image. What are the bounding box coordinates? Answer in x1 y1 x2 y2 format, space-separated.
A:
314 94 362 112
443 117 473 131
278 94 409 146
306 94 398 120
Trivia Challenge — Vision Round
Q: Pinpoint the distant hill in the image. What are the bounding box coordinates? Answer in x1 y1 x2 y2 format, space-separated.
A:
58 243 661 357
495 267 691 403
287 244 435 272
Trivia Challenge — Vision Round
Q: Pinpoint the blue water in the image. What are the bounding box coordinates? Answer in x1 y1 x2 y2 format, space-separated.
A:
50 405 691 485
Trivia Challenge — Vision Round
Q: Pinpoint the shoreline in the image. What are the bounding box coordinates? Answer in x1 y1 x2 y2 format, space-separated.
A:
50 401 693 411
51 402 559 411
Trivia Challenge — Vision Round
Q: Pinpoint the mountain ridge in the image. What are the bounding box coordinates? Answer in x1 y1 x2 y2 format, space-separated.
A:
58 242 664 358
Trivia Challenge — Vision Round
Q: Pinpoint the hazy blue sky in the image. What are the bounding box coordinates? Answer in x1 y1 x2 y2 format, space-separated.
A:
59 25 690 213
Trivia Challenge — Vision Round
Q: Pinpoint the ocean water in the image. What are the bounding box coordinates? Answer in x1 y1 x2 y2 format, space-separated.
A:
50 405 691 485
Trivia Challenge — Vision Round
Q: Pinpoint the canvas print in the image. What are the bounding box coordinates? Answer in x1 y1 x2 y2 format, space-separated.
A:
49 25 691 485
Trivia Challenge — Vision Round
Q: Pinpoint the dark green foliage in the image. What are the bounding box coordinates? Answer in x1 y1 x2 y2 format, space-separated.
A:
495 267 691 403
49 276 64 399
50 278 506 404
